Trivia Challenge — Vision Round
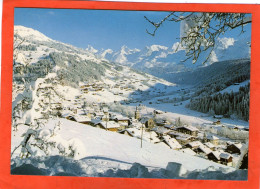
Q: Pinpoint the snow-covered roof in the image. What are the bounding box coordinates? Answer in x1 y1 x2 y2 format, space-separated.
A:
208 151 221 160
90 119 102 125
207 135 219 140
187 141 203 148
152 126 170 134
111 114 129 121
74 115 91 123
176 125 199 132
162 135 182 149
220 153 232 160
233 143 243 149
97 121 121 129
164 124 174 129
180 148 196 156
94 112 105 116
125 128 160 143
62 112 73 118
176 135 193 141
204 142 215 149
118 129 134 137
197 145 212 155
139 117 154 123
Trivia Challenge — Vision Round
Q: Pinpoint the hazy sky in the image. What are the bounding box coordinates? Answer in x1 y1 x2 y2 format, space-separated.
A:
14 8 251 51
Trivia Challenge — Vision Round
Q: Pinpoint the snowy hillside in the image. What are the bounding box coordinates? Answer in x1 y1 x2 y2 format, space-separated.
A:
11 25 249 179
11 118 249 180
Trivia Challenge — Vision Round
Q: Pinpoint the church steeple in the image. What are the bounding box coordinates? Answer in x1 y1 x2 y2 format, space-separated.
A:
135 106 140 120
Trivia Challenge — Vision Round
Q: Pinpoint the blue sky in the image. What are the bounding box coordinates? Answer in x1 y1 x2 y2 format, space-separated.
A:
14 8 251 51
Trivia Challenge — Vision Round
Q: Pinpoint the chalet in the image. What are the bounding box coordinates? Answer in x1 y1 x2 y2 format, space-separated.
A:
124 128 160 144
207 151 221 163
219 153 233 166
93 111 105 119
151 126 169 137
185 141 203 150
114 116 130 127
73 115 91 124
226 143 243 155
163 124 174 130
155 119 170 127
204 142 216 150
118 129 134 137
175 125 198 137
205 135 219 146
173 134 195 145
87 119 101 126
95 121 122 132
161 135 182 150
194 145 212 155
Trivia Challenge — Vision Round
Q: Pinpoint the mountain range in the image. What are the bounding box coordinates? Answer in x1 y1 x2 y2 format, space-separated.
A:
87 35 250 79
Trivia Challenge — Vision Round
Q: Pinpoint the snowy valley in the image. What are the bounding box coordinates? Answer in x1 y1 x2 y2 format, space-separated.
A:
11 25 249 180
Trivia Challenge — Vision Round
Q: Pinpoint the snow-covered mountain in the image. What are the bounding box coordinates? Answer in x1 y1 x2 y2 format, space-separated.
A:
89 36 250 79
11 26 249 179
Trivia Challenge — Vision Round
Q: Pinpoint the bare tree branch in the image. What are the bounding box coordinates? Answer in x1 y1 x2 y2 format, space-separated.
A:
145 12 251 64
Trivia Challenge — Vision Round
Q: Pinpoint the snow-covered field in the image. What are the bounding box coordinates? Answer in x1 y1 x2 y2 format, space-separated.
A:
11 118 249 180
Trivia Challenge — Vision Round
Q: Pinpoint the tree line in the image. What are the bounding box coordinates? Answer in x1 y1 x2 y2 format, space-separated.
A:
187 84 249 121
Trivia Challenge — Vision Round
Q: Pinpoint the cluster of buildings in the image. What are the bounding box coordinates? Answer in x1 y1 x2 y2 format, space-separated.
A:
58 95 246 168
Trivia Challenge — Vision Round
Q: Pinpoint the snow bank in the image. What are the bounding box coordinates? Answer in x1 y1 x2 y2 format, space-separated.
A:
11 156 247 180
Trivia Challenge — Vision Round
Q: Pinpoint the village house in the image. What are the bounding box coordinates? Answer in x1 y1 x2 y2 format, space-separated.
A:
118 129 134 137
161 135 182 150
219 152 233 166
87 119 102 126
207 151 221 163
194 144 212 156
205 135 219 146
163 124 175 130
185 141 203 150
95 121 122 132
168 131 195 145
226 143 243 155
204 142 216 150
93 111 105 120
152 126 170 137
73 115 91 124
174 125 199 137
113 115 130 127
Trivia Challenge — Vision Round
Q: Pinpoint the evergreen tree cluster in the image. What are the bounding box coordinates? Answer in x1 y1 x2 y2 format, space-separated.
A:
49 52 106 87
187 84 250 121
167 59 250 87
17 44 37 51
